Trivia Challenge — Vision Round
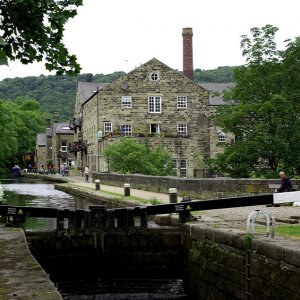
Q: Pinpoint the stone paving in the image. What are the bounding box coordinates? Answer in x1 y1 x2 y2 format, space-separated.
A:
61 175 300 244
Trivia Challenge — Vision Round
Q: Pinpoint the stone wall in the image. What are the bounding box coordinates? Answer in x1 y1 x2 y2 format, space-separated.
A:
92 172 300 199
81 58 210 177
184 226 300 299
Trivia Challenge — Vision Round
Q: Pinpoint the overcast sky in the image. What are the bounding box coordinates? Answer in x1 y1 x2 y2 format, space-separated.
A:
0 0 299 80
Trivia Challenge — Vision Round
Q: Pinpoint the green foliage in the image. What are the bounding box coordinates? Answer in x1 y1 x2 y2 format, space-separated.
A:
0 0 83 75
104 138 174 176
0 99 45 172
275 224 300 239
0 66 231 121
194 66 235 82
210 25 300 178
243 233 253 250
0 72 126 120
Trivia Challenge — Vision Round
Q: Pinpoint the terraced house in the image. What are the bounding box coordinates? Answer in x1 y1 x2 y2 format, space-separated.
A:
69 28 233 178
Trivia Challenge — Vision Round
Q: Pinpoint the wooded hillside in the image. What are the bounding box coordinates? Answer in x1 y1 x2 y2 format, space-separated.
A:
0 67 235 121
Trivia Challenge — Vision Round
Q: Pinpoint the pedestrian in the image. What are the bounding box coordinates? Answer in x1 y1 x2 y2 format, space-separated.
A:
60 163 66 176
277 171 293 192
11 165 21 178
84 165 90 182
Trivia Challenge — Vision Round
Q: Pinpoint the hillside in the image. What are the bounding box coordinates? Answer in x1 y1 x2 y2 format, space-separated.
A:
0 67 235 121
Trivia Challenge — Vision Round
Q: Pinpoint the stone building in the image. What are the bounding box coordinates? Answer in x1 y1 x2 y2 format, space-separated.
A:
202 82 236 158
35 113 75 172
35 133 47 169
71 57 210 178
69 28 235 178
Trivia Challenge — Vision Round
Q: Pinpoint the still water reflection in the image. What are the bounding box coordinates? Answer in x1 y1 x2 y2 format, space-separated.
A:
0 178 188 299
1 178 93 208
0 178 98 231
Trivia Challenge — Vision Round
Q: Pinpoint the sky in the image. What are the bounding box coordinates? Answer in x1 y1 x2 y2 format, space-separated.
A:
0 0 300 80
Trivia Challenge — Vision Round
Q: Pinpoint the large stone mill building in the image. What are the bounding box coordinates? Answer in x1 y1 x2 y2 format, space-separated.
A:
69 28 233 178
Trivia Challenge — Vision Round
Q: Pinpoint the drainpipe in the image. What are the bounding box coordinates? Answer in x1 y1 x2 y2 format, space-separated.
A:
97 87 100 172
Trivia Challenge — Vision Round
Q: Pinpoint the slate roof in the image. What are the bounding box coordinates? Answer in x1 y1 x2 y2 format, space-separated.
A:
36 133 46 146
77 82 109 105
199 82 236 106
53 122 74 134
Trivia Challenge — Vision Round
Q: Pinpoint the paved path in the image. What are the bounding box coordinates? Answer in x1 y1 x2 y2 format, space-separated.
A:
24 173 300 243
62 175 172 204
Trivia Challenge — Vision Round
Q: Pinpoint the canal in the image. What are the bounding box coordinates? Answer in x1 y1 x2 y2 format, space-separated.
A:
0 178 188 300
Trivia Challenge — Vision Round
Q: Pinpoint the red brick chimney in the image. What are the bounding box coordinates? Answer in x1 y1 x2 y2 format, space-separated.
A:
182 27 193 80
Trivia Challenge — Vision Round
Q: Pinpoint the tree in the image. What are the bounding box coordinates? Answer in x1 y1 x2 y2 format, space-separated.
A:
0 0 82 75
0 101 18 172
0 99 45 172
104 138 174 176
210 25 300 178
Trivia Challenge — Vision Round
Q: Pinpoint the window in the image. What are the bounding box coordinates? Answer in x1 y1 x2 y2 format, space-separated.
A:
104 122 112 133
120 124 132 136
217 130 226 142
149 72 159 82
61 141 67 152
180 159 187 177
148 96 162 113
172 159 178 175
121 96 132 108
177 96 187 108
177 123 188 136
150 124 160 134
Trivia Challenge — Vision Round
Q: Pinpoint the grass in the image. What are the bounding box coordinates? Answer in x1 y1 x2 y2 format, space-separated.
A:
68 183 151 204
275 224 300 239
253 224 300 239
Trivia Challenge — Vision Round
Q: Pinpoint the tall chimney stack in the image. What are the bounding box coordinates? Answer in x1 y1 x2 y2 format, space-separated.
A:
54 112 59 123
46 118 51 129
182 27 193 80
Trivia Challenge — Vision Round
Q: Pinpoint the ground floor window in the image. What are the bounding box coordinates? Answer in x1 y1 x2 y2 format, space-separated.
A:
172 158 178 175
180 159 187 177
150 123 160 134
121 124 132 136
104 122 113 133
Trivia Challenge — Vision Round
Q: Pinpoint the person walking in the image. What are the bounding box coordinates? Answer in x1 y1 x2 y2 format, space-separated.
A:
84 165 90 182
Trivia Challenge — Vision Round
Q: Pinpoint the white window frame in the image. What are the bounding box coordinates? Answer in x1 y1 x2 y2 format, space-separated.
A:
217 130 226 143
104 122 113 133
148 96 162 113
172 159 178 175
60 141 67 152
150 123 160 134
180 159 187 178
121 96 132 108
177 96 187 108
177 123 188 136
120 124 132 136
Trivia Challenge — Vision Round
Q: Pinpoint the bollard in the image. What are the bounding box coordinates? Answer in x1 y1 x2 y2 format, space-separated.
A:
169 188 178 203
95 179 100 190
124 183 131 196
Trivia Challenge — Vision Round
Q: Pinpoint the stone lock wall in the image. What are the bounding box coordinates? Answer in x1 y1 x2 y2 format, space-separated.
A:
93 172 300 199
183 226 300 299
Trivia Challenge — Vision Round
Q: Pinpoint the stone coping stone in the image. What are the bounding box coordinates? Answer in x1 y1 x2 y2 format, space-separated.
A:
0 225 62 300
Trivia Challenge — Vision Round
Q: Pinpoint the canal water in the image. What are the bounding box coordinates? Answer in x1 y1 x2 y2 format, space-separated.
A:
0 178 188 300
